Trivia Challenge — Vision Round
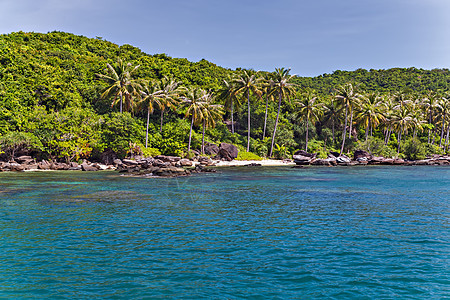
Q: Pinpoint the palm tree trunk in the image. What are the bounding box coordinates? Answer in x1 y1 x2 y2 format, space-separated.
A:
188 114 194 153
349 107 353 139
332 119 335 144
120 93 123 113
445 124 450 150
340 104 349 154
145 108 150 148
365 118 370 141
440 112 446 147
305 116 310 151
428 112 432 143
397 127 402 154
263 95 269 139
270 91 282 157
231 101 235 134
202 120 206 154
160 110 164 132
247 93 251 152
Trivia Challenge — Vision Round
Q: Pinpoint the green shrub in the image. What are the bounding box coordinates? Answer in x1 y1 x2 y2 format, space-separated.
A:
357 136 397 158
236 151 263 161
0 131 43 160
400 138 427 160
141 146 161 158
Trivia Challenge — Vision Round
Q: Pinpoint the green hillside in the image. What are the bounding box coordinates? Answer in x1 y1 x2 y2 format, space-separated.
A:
0 31 449 162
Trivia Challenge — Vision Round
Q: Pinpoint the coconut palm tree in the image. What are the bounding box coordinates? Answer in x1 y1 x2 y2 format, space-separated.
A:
159 77 183 132
97 58 141 113
261 77 275 139
335 83 358 154
356 92 385 140
322 96 341 145
138 80 165 148
423 90 439 144
391 106 413 154
269 68 297 157
199 92 224 154
233 71 263 152
182 88 206 153
218 76 240 134
437 95 450 148
295 89 323 152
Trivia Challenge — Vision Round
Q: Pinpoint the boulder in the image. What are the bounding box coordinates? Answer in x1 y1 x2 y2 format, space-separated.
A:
38 161 51 170
293 151 316 165
179 159 193 167
353 150 371 161
16 156 34 164
154 155 181 163
81 163 98 171
204 143 220 156
219 143 238 159
122 159 139 166
9 162 24 172
216 148 234 161
113 159 123 166
336 155 351 164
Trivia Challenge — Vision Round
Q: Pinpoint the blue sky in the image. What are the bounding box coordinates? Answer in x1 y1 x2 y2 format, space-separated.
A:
1 0 449 77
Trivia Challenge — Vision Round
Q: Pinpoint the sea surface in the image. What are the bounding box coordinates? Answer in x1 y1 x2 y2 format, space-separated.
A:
0 166 449 299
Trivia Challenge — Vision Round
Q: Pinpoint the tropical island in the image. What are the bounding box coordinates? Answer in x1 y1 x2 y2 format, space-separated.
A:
1 31 449 173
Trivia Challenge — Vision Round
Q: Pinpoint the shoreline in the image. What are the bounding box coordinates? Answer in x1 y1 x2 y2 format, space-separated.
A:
213 159 296 167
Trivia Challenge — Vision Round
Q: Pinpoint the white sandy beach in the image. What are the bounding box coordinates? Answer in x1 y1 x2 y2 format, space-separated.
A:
214 159 296 167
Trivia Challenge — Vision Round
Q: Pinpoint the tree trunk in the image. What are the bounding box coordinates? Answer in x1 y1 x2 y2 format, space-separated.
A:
263 95 269 139
305 116 310 151
365 117 370 141
349 106 353 139
445 124 450 151
188 114 194 153
440 112 446 148
202 120 206 154
231 100 235 134
397 127 402 154
270 91 282 157
332 119 335 144
428 111 432 143
120 93 123 113
247 93 251 152
340 104 349 154
160 110 164 132
145 108 150 148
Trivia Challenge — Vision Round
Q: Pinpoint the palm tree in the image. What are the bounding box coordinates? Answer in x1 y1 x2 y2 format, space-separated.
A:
356 92 385 140
261 77 275 139
233 70 263 152
269 68 296 157
97 58 141 113
335 83 358 154
159 77 183 132
138 80 165 148
218 76 240 134
199 92 224 154
295 89 323 152
423 90 439 144
437 95 450 147
322 96 341 145
182 88 206 153
391 106 413 154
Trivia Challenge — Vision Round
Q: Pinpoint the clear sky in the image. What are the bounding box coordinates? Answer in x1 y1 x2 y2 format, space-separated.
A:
1 0 449 77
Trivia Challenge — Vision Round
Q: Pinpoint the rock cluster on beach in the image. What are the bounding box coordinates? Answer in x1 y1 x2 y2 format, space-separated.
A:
0 155 217 177
293 150 450 166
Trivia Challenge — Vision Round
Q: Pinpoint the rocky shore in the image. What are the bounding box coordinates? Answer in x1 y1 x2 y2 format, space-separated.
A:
293 150 450 166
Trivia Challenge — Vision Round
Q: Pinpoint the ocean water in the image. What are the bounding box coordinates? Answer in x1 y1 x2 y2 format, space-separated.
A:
0 166 449 299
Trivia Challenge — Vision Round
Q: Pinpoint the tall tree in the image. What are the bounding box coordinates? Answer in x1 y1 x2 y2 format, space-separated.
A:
322 96 341 145
138 80 164 148
182 88 206 153
97 58 141 113
295 89 323 152
199 92 224 154
218 76 240 134
335 83 358 154
269 68 296 157
261 77 275 139
356 92 385 140
159 77 183 132
233 71 263 152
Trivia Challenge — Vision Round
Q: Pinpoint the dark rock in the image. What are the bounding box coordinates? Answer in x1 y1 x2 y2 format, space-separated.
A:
9 163 24 171
113 159 123 166
219 143 238 159
55 163 70 170
216 148 233 161
329 151 340 158
293 151 316 165
245 163 262 167
204 143 220 155
353 150 371 161
336 155 351 164
38 161 51 170
294 150 316 157
154 155 181 163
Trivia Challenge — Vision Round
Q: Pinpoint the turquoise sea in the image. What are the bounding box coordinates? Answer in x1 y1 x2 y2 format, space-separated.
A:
0 166 449 299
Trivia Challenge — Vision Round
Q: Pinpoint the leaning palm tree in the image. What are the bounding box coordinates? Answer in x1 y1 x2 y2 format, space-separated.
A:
199 93 224 154
233 70 263 152
218 76 240 134
269 68 297 157
261 76 275 139
138 80 165 148
97 58 141 113
182 88 206 153
335 83 359 154
295 89 323 152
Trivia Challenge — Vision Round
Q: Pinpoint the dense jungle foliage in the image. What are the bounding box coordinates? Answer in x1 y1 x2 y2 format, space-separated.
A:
1 31 449 162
